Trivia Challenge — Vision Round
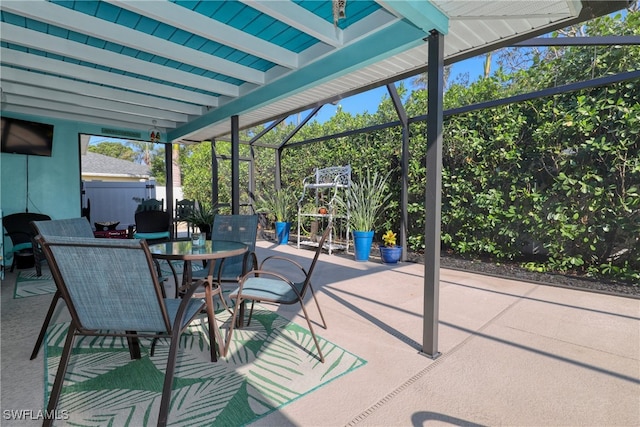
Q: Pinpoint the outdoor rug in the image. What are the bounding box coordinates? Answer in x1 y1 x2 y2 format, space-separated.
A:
14 269 56 299
44 308 366 426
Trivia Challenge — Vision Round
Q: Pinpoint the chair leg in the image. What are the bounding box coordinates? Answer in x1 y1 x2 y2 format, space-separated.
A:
158 331 181 427
246 300 256 326
298 300 325 363
224 296 242 358
153 259 167 299
30 290 61 360
126 331 142 359
308 284 327 329
170 262 181 299
43 323 77 427
203 283 222 361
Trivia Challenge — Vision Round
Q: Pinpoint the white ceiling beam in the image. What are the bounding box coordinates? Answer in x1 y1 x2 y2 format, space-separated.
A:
341 9 400 44
1 49 220 107
298 9 401 66
5 104 167 133
0 67 204 116
2 24 240 98
110 0 298 70
1 80 189 123
2 0 265 85
4 93 177 128
242 0 343 47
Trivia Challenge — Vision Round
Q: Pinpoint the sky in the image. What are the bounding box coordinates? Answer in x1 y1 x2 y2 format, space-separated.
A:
306 54 489 124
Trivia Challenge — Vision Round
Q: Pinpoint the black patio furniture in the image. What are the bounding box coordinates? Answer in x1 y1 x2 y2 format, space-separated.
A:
3 212 51 274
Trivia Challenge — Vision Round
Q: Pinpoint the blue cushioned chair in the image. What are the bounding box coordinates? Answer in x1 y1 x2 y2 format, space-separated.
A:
188 214 259 296
226 223 330 362
37 236 205 427
133 210 171 243
29 218 94 359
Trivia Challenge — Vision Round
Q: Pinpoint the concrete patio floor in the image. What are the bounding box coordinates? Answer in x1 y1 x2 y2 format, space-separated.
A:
1 239 639 426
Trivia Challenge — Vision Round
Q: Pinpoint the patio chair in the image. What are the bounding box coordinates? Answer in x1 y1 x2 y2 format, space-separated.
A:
133 210 171 243
187 214 259 297
29 217 94 360
174 198 195 237
3 212 51 274
37 236 205 427
225 223 330 362
135 198 164 212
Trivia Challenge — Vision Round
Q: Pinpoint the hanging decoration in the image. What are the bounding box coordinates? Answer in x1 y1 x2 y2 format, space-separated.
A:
332 0 346 27
148 120 161 143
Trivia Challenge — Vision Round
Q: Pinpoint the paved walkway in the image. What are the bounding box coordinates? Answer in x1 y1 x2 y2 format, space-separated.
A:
1 239 638 426
249 241 639 426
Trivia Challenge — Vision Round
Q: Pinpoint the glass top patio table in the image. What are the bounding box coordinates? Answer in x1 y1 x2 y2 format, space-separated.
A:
148 239 247 262
148 240 247 362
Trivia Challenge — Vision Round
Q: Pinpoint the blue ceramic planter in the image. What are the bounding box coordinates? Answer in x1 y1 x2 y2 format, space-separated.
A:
353 230 374 262
275 221 291 245
379 245 402 264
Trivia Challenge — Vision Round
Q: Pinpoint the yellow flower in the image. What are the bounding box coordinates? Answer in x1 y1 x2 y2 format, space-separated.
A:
382 230 397 247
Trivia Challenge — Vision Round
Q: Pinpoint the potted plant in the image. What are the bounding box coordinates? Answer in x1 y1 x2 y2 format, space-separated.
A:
337 170 391 261
185 201 217 239
257 188 294 244
379 230 402 264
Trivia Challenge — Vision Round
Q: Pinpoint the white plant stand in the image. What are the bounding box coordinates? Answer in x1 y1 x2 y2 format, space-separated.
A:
297 165 351 255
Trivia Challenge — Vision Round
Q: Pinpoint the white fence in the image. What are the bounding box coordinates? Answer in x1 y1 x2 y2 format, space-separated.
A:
83 180 157 229
82 182 185 230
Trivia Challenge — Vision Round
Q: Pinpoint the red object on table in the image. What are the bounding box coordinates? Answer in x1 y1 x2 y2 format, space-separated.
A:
93 229 129 239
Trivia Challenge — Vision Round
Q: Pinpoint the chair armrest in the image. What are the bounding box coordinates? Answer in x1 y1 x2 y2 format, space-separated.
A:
169 278 206 331
216 250 258 284
259 255 308 277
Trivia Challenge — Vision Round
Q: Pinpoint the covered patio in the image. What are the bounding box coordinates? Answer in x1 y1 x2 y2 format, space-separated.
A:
2 239 638 425
2 0 634 358
2 1 638 424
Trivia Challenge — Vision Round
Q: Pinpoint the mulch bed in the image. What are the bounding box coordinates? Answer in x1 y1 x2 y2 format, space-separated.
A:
407 251 639 298
265 232 638 298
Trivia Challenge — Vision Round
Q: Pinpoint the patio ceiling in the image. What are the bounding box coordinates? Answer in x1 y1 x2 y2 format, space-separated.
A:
0 1 628 145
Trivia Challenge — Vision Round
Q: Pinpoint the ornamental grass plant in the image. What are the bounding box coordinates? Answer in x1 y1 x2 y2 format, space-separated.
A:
337 171 391 232
257 188 294 223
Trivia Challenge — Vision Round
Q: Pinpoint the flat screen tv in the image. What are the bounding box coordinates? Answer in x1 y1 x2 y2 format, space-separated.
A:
1 117 54 157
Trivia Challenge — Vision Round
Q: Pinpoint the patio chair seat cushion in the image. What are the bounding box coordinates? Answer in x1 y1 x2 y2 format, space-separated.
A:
164 298 205 330
134 231 170 240
231 277 304 304
11 242 32 252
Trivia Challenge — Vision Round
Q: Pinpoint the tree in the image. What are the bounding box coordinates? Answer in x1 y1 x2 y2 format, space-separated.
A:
181 142 213 209
88 141 136 161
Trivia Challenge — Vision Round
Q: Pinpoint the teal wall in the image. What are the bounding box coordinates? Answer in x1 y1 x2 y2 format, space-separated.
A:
1 113 146 266
1 114 83 219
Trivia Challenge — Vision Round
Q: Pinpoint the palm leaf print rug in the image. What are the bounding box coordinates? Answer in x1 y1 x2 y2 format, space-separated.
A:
14 270 56 298
44 309 366 426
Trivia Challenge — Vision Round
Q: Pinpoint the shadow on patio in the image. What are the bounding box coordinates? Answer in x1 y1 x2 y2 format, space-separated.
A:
1 238 638 426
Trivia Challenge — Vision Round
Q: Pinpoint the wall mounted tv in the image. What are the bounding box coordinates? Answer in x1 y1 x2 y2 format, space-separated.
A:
1 117 55 157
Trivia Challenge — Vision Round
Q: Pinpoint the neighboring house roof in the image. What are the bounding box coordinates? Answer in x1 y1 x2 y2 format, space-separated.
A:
81 152 150 179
